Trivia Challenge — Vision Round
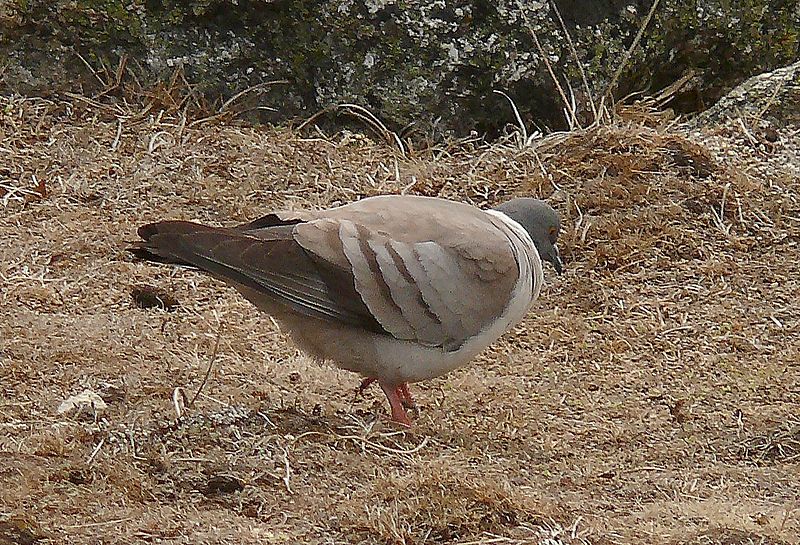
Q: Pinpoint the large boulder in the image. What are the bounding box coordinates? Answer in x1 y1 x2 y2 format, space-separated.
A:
692 59 800 128
1 0 798 135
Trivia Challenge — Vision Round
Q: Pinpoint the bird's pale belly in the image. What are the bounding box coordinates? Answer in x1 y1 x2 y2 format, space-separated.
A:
287 321 487 384
237 255 534 385
277 283 533 385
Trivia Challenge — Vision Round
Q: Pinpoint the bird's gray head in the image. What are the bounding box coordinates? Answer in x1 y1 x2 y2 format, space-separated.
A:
493 198 564 274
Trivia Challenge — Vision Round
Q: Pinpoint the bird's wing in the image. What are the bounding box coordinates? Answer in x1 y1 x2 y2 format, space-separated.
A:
292 213 521 350
134 195 523 350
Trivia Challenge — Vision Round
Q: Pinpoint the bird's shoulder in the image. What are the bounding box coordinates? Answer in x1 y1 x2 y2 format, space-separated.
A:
315 195 519 275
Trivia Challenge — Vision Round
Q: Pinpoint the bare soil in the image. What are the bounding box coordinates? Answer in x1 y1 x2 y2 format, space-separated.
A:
1 96 798 544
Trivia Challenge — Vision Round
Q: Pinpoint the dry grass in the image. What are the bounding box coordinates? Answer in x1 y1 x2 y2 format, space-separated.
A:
0 94 798 545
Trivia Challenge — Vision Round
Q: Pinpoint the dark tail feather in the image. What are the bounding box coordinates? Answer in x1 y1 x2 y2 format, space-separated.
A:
129 221 216 265
137 221 218 241
128 244 190 265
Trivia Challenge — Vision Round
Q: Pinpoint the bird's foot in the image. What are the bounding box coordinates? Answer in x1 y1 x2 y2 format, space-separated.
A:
397 382 416 409
356 378 414 427
378 382 413 427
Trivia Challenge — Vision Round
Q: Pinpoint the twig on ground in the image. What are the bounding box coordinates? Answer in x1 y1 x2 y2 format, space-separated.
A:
87 438 105 465
493 90 529 149
172 387 187 419
219 80 289 112
710 182 733 235
188 326 223 407
280 445 293 493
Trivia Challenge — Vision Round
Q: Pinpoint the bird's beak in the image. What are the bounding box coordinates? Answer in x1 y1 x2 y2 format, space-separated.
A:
549 244 564 275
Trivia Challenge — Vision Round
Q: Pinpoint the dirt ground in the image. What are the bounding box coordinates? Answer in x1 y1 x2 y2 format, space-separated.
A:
1 94 799 545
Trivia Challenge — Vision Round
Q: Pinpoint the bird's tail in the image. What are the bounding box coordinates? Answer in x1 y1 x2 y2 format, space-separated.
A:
128 220 216 265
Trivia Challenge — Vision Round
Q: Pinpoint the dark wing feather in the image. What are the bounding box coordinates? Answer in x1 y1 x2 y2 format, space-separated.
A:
234 213 303 231
131 220 387 334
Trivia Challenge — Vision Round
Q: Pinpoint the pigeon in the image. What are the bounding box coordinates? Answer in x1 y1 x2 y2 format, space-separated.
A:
131 195 563 426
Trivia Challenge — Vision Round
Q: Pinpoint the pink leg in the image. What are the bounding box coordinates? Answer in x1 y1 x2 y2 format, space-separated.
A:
378 382 412 427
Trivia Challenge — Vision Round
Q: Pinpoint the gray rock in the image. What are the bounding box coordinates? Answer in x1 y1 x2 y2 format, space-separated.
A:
1 0 798 136
692 60 800 127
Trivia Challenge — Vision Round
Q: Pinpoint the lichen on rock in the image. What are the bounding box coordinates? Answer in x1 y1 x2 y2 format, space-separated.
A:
1 0 797 136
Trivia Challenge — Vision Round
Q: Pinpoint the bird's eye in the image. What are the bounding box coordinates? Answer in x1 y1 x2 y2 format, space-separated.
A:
549 227 557 238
